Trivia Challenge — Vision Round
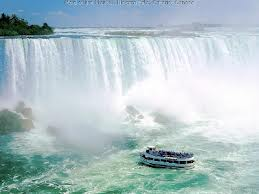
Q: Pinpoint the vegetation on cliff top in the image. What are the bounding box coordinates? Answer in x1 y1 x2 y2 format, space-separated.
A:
0 13 53 36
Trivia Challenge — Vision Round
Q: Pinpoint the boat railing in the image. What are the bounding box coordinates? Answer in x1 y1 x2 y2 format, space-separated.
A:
146 149 193 159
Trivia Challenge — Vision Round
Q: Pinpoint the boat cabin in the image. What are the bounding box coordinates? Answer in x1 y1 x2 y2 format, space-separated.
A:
140 146 195 168
147 146 156 151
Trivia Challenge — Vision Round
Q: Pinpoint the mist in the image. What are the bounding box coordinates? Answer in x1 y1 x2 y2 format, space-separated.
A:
31 88 126 152
2 29 259 150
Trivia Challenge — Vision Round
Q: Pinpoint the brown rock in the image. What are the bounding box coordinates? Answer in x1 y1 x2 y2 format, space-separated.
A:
0 109 22 133
21 118 34 130
21 107 33 120
14 101 34 120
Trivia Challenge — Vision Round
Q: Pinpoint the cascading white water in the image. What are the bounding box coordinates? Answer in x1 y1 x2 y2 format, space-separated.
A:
2 34 259 101
1 31 259 141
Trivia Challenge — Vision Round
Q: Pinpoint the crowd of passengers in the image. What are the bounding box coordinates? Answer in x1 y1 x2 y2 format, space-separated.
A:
146 149 193 158
141 154 195 164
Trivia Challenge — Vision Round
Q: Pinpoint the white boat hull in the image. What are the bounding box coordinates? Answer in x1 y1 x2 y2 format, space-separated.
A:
139 152 195 169
140 157 194 169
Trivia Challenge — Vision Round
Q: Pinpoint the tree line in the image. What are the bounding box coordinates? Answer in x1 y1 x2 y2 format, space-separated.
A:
0 13 54 36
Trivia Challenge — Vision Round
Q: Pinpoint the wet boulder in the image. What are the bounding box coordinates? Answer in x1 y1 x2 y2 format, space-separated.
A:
15 101 34 120
125 105 144 123
126 105 140 117
21 118 34 130
0 101 36 134
21 107 33 120
0 109 22 134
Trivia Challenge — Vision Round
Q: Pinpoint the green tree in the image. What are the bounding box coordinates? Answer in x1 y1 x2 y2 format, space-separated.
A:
0 13 54 36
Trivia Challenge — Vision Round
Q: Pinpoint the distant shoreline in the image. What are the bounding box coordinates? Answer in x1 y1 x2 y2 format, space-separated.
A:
52 23 259 29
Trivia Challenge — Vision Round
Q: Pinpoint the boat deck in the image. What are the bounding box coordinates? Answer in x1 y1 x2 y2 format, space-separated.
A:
146 150 194 159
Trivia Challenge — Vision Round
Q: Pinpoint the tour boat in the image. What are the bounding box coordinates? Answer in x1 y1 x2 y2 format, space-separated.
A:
139 146 195 168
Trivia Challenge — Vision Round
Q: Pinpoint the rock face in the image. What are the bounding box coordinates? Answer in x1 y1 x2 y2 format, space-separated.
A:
15 101 34 120
15 101 35 130
21 107 33 120
125 105 144 123
0 101 35 134
21 118 34 130
126 106 140 117
0 109 22 134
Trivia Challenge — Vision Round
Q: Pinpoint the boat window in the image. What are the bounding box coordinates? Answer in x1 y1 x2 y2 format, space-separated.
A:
154 159 160 162
161 159 166 162
187 160 194 164
147 157 153 160
173 161 178 164
167 160 173 163
180 161 186 164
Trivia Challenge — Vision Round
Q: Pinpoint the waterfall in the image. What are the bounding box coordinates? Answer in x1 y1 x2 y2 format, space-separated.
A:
1 34 259 102
1 29 259 144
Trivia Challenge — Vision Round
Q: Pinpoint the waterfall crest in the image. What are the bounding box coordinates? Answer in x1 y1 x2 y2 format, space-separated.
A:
2 34 259 101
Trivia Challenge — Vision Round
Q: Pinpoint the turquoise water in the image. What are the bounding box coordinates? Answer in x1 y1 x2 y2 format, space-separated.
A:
1 124 259 193
1 28 259 193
